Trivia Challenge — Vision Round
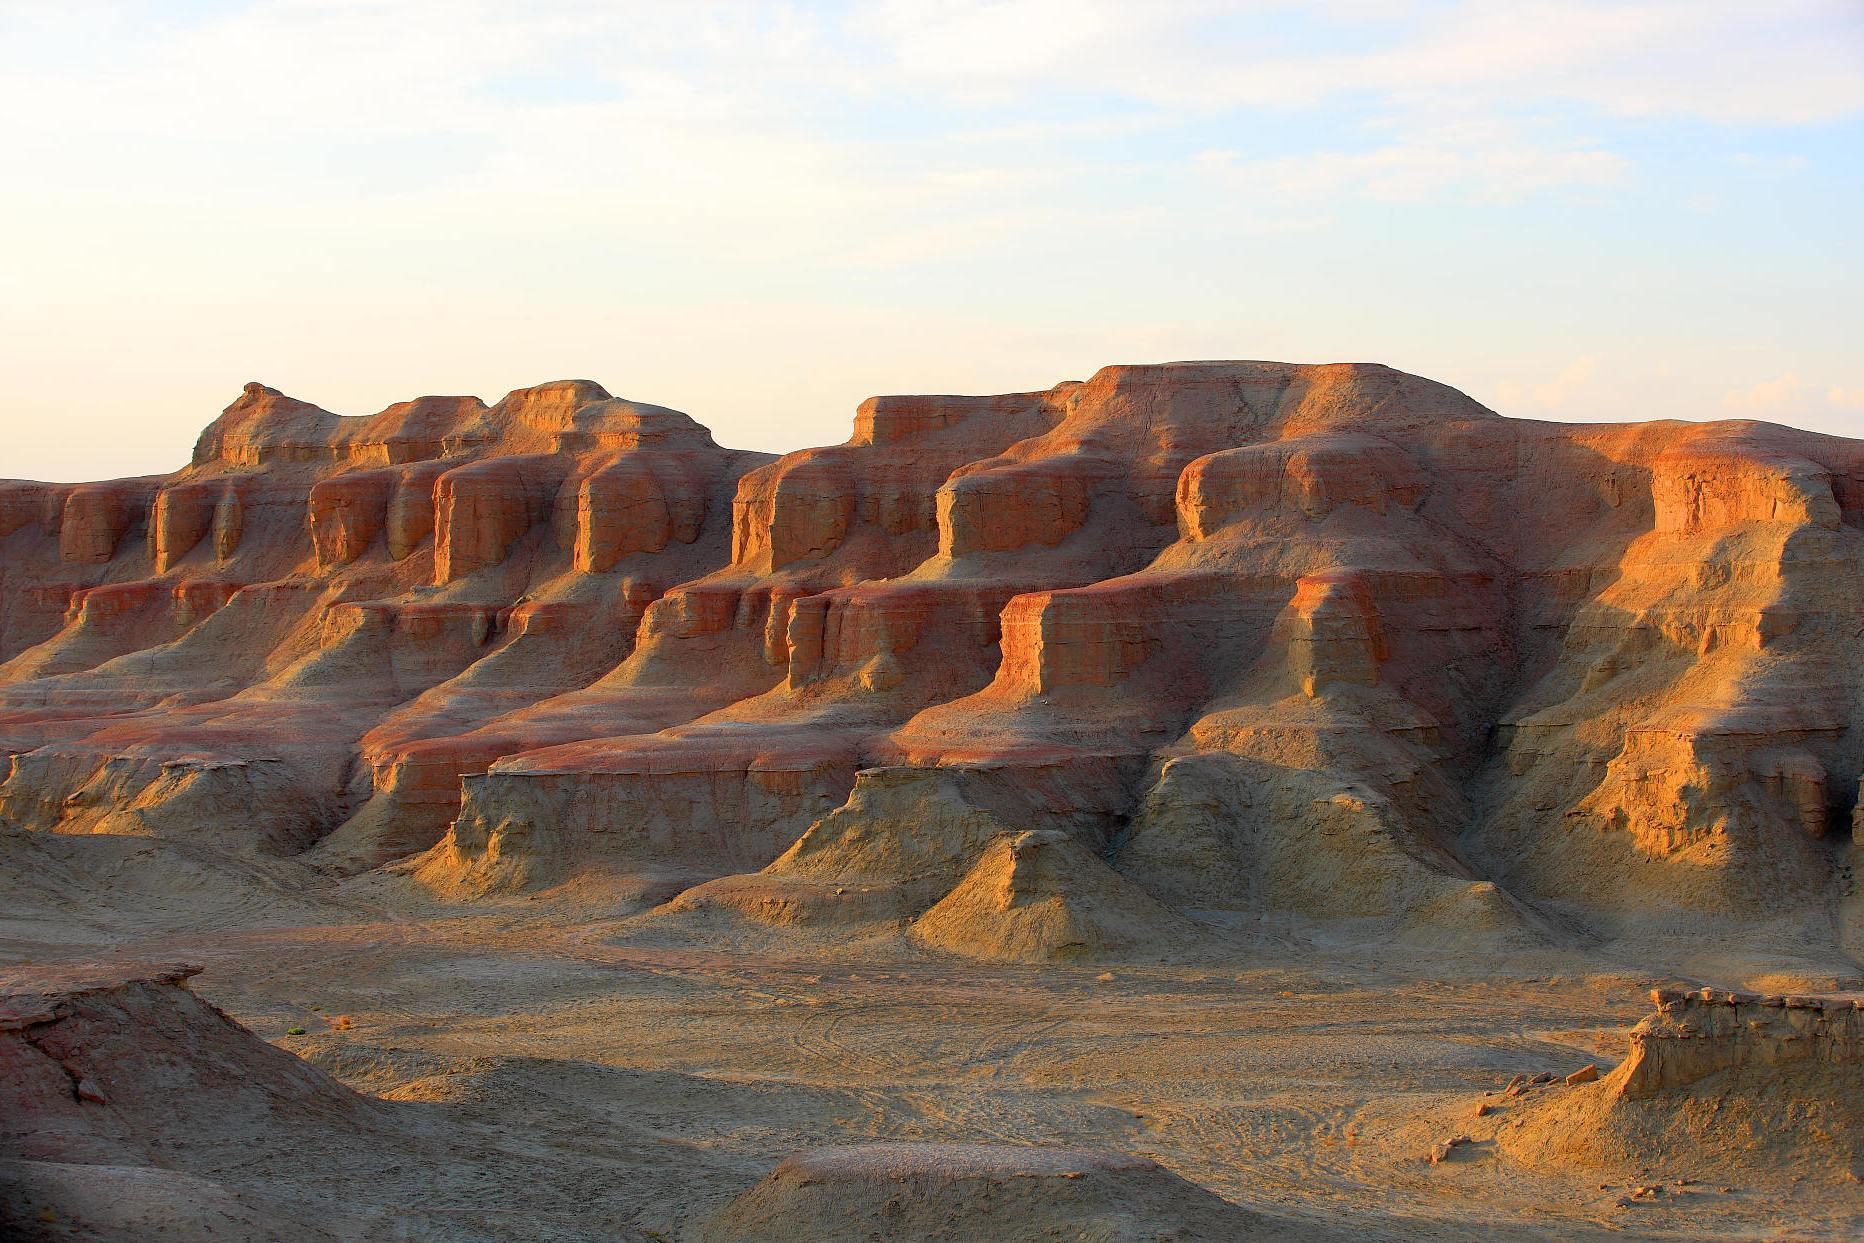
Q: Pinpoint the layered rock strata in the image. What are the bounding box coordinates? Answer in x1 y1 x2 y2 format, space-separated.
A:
2 362 1861 950
907 829 1197 962
1496 987 1863 1178
1620 986 1862 1098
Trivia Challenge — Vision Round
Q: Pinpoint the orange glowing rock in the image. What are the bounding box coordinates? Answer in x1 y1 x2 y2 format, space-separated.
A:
0 361 1859 955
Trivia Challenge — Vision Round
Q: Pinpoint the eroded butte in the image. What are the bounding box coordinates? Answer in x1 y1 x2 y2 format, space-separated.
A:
2 361 1861 1240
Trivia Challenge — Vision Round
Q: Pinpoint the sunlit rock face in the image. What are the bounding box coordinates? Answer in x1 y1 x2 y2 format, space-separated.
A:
1494 986 1864 1181
2 361 1861 950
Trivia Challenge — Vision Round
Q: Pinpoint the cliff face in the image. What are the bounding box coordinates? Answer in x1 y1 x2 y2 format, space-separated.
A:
2 362 1861 949
1495 987 1863 1179
1618 987 1862 1098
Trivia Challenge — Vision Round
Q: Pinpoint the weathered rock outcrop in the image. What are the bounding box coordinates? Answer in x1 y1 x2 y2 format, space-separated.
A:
0 962 384 1168
0 961 391 1240
1496 987 1864 1179
0 379 768 868
700 1142 1332 1242
908 829 1197 962
656 764 1129 934
1618 986 1862 1099
3 361 1861 955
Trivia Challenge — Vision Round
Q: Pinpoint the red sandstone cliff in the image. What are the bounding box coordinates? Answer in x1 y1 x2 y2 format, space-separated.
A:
2 362 1861 952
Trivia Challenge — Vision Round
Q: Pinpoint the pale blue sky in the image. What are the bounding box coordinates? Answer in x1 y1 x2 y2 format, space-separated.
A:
2 1 1860 480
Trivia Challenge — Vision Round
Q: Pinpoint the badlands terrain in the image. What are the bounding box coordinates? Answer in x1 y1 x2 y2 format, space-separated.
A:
1 360 1861 1239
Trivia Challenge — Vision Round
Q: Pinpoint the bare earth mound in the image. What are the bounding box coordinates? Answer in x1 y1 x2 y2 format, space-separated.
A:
909 830 1197 962
0 960 385 1241
1498 987 1863 1180
0 961 384 1164
649 766 1044 935
701 1141 1331 1242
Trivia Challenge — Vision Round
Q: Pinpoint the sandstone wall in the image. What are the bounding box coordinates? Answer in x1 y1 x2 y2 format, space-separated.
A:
2 362 1860 951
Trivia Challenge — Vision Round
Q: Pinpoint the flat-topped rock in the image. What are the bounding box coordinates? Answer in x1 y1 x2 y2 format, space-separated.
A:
1496 985 1864 1179
0 360 1860 954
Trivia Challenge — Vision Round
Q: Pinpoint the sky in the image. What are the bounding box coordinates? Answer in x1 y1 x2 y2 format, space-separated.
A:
1 0 1860 482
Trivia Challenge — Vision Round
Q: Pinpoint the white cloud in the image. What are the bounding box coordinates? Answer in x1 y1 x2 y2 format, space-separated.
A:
857 0 1864 124
1533 356 1600 410
1721 373 1807 415
0 1 1859 481
1719 374 1864 423
1494 356 1603 414
1198 129 1626 205
0 0 1850 257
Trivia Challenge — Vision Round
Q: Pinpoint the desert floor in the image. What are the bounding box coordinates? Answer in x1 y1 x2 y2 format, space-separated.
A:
2 844 1858 1242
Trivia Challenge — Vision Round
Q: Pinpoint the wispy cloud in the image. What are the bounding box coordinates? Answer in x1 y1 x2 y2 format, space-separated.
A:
858 0 1864 123
1722 374 1864 421
1494 356 1603 415
1196 125 1627 206
0 2 1859 479
5 1 1858 209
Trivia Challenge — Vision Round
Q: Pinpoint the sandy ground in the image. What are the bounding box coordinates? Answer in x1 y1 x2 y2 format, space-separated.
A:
2 848 1859 1242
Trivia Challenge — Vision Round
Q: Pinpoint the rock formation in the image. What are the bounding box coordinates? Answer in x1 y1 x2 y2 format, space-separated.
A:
3 361 1862 953
699 1142 1331 1242
0 961 384 1165
1620 986 1862 1099
1496 987 1863 1179
0 961 388 1240
907 830 1196 962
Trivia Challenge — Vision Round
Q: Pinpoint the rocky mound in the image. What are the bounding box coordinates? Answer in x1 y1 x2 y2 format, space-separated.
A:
0 961 385 1167
655 765 1109 932
0 825 347 947
3 361 1862 953
0 960 390 1240
1497 987 1862 1179
909 830 1196 962
699 1142 1328 1242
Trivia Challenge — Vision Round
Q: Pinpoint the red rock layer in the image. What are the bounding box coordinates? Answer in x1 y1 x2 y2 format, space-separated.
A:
2 362 1861 948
